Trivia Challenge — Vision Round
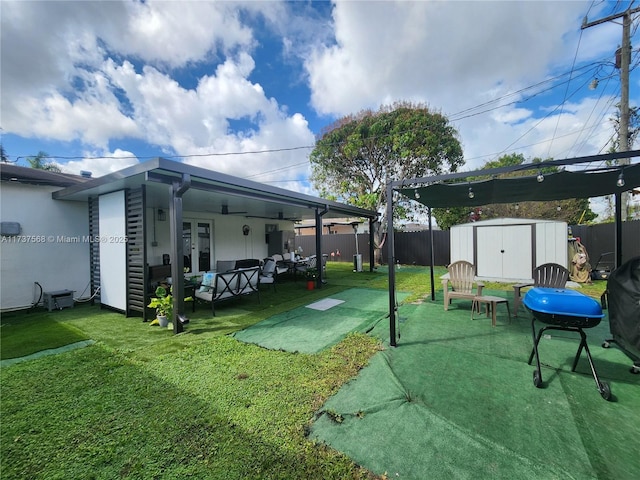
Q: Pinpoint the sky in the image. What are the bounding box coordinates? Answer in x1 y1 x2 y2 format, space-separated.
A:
1 0 639 202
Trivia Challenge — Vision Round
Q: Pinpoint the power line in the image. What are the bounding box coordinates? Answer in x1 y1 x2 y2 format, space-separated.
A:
6 55 631 173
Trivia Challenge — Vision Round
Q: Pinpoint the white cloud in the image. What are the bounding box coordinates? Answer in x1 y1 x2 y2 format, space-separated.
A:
59 149 140 178
1 0 634 194
1 0 315 181
304 0 627 166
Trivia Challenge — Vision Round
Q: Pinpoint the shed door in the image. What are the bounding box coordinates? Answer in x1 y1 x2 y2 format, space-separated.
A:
476 225 532 279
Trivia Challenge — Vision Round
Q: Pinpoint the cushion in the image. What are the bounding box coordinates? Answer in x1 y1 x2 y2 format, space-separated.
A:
216 260 236 272
198 272 216 293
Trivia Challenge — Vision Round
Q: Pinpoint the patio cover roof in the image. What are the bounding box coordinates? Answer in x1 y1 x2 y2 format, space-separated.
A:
53 157 377 222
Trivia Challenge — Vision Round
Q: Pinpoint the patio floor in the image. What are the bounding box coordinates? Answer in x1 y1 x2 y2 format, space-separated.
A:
229 287 640 479
232 288 409 353
305 291 640 479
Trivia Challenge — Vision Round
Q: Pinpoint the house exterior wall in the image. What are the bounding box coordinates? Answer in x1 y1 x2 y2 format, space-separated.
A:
98 191 127 311
144 207 295 270
213 214 289 262
0 183 89 311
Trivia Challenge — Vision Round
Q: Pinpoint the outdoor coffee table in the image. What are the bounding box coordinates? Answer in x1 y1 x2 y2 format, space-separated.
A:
472 295 511 327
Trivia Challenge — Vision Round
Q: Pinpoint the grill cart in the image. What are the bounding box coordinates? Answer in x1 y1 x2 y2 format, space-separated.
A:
591 252 614 281
602 256 640 374
524 287 610 400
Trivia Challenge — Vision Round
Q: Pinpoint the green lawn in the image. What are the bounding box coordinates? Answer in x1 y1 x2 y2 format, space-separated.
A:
0 263 610 479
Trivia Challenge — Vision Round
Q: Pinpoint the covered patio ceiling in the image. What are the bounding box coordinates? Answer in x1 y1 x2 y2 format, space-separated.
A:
53 157 377 223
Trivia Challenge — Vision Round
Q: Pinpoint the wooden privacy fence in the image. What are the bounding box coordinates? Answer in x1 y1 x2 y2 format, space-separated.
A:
294 220 639 267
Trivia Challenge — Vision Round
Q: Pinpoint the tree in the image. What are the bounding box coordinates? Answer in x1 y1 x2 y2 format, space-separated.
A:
26 151 61 172
432 153 597 229
310 102 464 264
0 144 7 163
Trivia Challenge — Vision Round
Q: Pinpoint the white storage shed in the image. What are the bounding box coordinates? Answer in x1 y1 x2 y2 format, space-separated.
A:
450 218 568 282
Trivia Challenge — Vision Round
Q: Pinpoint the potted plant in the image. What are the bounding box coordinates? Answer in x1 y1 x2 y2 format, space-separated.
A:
305 267 318 291
148 286 173 327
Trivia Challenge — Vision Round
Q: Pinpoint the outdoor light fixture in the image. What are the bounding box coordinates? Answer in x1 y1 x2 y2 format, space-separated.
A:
589 78 599 90
617 170 625 187
557 205 562 211
514 203 519 210
468 187 475 199
157 209 166 221
414 189 420 199
537 171 544 182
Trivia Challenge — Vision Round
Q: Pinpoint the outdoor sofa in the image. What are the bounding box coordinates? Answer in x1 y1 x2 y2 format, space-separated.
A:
195 266 260 316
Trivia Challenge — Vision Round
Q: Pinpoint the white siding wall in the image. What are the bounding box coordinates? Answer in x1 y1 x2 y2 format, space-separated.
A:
0 183 89 311
211 214 277 262
144 207 286 269
99 191 127 311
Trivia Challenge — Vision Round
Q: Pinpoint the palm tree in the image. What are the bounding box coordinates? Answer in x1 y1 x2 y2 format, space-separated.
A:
26 151 61 172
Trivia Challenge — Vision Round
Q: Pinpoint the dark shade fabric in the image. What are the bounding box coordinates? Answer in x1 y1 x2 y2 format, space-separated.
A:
400 163 640 208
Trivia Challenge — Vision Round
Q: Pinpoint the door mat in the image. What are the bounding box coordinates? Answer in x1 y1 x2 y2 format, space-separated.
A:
305 298 345 311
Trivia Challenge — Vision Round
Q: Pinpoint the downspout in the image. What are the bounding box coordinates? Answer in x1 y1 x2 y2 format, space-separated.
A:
170 174 191 334
386 182 397 347
315 205 329 287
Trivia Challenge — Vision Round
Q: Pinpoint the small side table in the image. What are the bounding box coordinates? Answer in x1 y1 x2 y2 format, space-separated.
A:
472 295 511 327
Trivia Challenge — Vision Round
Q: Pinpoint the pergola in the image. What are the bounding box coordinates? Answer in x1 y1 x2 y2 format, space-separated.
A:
385 150 640 346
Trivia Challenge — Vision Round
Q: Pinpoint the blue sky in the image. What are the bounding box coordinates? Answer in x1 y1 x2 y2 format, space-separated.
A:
1 0 639 198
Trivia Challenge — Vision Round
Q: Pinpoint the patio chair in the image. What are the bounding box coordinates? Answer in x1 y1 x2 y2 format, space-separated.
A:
442 260 484 311
259 258 277 291
295 255 316 275
513 263 570 315
270 254 290 276
533 263 570 288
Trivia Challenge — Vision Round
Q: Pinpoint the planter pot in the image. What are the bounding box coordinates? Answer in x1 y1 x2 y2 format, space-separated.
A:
157 315 169 328
306 280 315 291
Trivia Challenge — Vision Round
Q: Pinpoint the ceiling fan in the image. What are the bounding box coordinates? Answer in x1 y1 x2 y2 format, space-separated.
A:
245 211 301 222
221 205 247 215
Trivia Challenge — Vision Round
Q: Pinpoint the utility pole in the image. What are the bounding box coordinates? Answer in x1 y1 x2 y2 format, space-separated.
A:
582 6 640 221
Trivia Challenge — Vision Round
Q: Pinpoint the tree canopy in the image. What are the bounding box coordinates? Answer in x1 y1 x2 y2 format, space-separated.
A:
310 102 464 261
432 153 597 230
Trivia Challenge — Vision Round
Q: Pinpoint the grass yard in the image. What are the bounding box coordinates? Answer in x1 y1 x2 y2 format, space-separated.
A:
0 263 610 479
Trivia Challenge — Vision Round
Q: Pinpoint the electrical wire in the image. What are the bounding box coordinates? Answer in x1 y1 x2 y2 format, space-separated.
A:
546 24 586 157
